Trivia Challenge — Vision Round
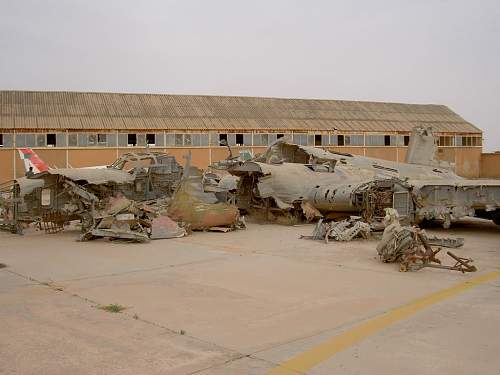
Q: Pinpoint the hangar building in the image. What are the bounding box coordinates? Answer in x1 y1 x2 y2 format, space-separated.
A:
0 90 484 182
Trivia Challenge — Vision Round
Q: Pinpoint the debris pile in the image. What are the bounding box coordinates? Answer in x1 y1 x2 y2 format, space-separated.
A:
0 151 244 242
301 216 371 243
81 194 187 242
376 208 476 272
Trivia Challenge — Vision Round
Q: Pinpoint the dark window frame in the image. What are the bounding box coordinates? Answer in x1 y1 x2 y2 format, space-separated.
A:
384 135 391 146
235 133 244 146
219 133 228 146
338 135 345 146
46 133 56 147
146 133 156 145
128 133 137 146
98 134 107 144
314 134 322 146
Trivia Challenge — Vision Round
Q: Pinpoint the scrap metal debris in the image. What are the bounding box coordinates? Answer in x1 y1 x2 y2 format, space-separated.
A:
301 216 371 243
79 193 186 242
376 208 476 273
0 151 243 242
426 235 464 249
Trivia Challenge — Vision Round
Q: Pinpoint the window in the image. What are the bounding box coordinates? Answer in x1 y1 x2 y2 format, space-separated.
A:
338 135 345 146
0 134 3 147
98 134 107 145
175 134 183 146
366 135 385 146
292 133 308 145
384 135 391 146
219 133 228 146
146 133 155 145
314 134 322 146
69 134 78 147
438 136 454 146
253 134 269 146
22 134 35 147
261 134 269 145
184 134 192 146
46 133 56 147
55 133 67 147
404 135 410 146
236 134 244 146
36 134 45 147
200 133 209 146
345 135 364 146
191 134 200 146
137 134 146 146
277 133 284 139
15 134 26 147
308 134 315 146
128 134 137 146
243 133 252 146
165 134 175 146
455 136 482 147
88 134 97 146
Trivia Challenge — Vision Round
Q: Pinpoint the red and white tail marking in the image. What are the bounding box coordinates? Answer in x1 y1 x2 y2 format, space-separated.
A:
17 148 49 174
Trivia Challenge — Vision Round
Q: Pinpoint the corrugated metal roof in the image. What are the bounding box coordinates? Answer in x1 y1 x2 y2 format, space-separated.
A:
0 90 481 133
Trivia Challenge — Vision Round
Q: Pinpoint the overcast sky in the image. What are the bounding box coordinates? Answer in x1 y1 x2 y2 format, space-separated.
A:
1 0 499 150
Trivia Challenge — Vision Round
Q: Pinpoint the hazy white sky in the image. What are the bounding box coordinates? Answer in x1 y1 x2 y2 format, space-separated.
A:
1 0 499 150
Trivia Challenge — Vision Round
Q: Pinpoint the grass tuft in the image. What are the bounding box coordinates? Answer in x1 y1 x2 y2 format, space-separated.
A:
99 304 126 313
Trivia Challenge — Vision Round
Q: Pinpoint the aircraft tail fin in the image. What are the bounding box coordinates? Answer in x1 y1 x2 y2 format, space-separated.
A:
405 126 452 169
17 148 49 174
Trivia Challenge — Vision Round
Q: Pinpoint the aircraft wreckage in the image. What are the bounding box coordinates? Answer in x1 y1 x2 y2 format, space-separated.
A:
0 127 499 243
228 127 500 228
0 151 243 240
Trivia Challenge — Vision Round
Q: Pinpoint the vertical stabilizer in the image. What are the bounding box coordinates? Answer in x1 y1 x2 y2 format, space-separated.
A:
405 126 451 169
17 148 49 174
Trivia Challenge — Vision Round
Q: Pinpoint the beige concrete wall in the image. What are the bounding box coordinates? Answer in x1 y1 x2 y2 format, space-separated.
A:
454 147 482 178
68 149 118 168
0 149 15 183
480 153 500 178
436 147 456 164
364 147 398 162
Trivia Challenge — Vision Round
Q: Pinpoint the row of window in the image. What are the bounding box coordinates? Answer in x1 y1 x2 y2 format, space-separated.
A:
0 132 483 148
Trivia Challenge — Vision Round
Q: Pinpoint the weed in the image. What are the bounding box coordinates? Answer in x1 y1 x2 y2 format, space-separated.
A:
99 304 126 313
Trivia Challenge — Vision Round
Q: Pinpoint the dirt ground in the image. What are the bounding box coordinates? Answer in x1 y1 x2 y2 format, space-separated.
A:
1 218 499 375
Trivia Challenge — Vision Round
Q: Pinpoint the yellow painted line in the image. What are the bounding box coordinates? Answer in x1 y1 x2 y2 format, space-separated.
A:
266 270 500 375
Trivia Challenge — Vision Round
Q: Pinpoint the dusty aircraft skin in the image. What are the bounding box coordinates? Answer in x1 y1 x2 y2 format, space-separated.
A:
229 127 500 227
167 154 241 230
0 152 183 233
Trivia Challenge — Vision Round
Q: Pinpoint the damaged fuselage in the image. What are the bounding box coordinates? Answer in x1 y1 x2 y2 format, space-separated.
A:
229 128 500 227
